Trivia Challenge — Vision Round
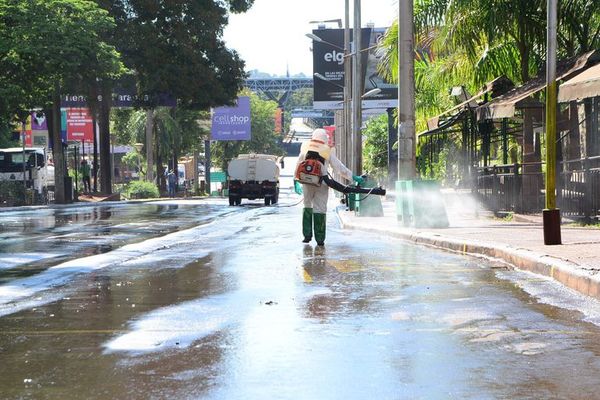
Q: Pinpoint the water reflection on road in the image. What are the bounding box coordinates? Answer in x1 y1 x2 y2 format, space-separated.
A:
2 199 600 399
0 201 234 280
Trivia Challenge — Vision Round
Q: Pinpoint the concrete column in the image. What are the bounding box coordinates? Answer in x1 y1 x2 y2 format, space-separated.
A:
397 0 416 180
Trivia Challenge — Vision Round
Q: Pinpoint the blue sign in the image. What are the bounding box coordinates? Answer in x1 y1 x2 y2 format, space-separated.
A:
291 110 325 118
211 96 251 141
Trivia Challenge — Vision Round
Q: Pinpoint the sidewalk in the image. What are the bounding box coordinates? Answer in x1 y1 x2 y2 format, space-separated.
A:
336 194 600 301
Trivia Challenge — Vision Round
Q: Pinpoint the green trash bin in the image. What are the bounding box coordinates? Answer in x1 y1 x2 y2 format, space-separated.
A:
395 180 449 228
355 177 384 217
347 193 357 211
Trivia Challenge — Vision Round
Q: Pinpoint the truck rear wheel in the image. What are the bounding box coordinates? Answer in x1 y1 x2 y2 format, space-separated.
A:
264 197 271 206
229 196 235 206
235 197 242 206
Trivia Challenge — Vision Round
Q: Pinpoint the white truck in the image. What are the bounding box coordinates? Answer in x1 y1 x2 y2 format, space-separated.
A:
227 154 280 206
0 147 54 203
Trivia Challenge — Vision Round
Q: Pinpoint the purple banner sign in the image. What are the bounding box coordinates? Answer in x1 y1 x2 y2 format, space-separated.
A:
31 112 48 131
211 96 251 141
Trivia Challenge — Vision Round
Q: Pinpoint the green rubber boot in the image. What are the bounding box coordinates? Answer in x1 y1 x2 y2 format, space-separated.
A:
314 213 326 246
302 208 313 242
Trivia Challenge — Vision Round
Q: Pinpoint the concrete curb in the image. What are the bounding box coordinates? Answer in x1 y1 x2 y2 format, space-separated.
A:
336 209 600 301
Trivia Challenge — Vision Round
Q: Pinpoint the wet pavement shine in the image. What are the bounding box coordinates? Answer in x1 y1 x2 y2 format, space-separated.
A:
2 197 600 399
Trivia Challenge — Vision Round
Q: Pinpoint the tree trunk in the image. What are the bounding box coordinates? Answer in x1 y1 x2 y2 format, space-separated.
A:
193 150 199 194
156 133 165 193
145 109 155 183
173 147 179 192
50 85 67 204
518 42 530 83
99 83 112 194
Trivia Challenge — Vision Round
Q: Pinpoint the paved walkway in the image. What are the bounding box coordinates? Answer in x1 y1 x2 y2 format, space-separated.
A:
336 192 600 300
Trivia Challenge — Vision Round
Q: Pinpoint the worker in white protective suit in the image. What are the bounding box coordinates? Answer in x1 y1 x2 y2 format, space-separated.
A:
294 128 363 246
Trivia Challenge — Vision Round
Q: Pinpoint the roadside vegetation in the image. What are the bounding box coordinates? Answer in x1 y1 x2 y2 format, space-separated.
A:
364 0 600 182
0 0 255 202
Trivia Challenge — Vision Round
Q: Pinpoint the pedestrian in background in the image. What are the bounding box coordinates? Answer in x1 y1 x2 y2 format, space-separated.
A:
80 159 91 193
167 169 177 198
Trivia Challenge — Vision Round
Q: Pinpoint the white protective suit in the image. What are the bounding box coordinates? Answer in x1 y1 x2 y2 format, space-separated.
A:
296 129 353 214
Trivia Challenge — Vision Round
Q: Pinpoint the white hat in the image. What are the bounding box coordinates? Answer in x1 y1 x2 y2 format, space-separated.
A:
311 128 329 143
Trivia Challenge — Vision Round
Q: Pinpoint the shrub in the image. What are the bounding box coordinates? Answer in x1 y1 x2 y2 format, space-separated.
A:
123 180 159 199
0 181 26 206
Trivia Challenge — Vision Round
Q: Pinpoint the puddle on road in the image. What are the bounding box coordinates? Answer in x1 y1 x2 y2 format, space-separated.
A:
0 206 257 317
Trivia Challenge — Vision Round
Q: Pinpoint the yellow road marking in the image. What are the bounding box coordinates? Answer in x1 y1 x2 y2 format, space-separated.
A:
303 268 313 283
329 259 363 273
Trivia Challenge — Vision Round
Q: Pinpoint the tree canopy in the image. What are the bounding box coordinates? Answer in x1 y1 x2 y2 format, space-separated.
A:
0 0 123 119
94 0 253 109
378 0 600 132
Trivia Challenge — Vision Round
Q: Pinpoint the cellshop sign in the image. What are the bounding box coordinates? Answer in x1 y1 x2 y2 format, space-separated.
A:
211 96 251 141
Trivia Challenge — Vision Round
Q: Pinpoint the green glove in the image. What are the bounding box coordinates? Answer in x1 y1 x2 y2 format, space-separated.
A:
294 180 303 195
352 175 364 185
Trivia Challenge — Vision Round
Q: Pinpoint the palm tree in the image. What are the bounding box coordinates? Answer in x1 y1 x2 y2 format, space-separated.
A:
559 0 600 56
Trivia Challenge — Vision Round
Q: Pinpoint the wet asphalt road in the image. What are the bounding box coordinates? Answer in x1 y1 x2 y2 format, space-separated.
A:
2 197 600 399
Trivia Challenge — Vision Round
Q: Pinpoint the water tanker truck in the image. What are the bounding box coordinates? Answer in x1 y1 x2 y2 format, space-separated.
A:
227 154 280 206
0 147 54 203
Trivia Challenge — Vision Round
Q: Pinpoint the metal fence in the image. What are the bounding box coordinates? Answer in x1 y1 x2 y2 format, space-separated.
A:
476 163 545 214
476 157 600 220
558 156 600 220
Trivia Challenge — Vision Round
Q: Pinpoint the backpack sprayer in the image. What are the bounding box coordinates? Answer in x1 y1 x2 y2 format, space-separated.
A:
321 175 386 197
296 152 386 198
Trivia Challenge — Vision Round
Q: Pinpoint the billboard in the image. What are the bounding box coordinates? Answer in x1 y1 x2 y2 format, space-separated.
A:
66 108 94 142
312 28 397 110
274 107 283 134
323 125 336 147
210 96 251 141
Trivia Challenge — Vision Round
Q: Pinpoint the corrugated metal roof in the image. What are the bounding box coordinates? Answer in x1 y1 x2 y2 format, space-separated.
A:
558 63 600 102
477 50 600 120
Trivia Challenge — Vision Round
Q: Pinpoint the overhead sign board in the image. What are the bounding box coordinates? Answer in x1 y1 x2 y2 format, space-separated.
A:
61 92 176 108
312 28 398 110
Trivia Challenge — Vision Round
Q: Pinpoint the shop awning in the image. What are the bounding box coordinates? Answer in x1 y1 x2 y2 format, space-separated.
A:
477 50 600 120
558 63 600 102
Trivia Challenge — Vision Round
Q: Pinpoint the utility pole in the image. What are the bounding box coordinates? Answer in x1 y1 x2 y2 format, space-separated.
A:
352 0 362 174
205 139 211 195
145 109 154 183
343 0 352 171
387 107 398 185
543 0 562 245
397 0 416 180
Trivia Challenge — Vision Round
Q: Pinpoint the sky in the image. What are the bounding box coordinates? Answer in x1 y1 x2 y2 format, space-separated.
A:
223 0 398 76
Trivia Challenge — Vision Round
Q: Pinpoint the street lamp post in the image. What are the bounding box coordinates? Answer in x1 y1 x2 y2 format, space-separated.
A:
397 0 416 181
21 119 27 204
352 0 362 174
543 0 562 245
344 0 351 170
